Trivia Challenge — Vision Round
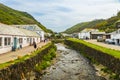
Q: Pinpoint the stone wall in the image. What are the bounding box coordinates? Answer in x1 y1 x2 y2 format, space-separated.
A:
0 42 56 80
64 39 120 75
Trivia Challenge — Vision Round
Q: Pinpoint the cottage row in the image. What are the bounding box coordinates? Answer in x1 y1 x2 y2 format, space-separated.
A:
0 23 44 54
71 20 120 45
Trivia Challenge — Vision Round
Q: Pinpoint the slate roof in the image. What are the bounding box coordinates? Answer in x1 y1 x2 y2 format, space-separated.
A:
0 23 39 37
11 24 43 31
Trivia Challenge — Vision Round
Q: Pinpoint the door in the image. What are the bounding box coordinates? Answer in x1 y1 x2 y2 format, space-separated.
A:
117 39 120 45
14 37 17 49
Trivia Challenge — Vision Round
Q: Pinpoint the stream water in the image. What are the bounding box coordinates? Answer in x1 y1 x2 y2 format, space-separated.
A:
41 43 106 80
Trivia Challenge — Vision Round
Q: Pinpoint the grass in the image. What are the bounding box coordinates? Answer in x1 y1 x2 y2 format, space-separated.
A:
0 42 52 69
0 3 52 33
67 38 120 59
34 47 56 72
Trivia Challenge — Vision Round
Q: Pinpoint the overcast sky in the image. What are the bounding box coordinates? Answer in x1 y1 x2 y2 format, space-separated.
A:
1 0 120 32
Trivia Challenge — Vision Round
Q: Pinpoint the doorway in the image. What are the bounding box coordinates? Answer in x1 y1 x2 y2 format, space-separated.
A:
13 37 17 50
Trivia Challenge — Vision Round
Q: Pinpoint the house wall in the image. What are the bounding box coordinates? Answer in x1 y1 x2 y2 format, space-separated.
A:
0 35 13 54
111 30 120 45
40 31 44 41
0 35 40 54
19 37 40 47
90 34 104 39
78 32 90 39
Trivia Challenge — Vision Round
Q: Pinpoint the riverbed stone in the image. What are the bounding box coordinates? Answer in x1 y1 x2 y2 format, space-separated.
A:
41 44 105 80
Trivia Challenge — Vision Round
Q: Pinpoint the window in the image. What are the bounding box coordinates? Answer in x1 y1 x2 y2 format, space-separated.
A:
8 37 11 45
0 37 2 46
19 38 23 44
4 37 11 46
4 38 7 46
27 38 29 43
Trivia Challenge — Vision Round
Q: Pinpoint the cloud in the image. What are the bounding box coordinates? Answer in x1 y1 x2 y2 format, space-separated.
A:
0 0 120 32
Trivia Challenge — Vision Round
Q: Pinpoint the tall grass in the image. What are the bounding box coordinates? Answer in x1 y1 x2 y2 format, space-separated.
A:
67 38 120 58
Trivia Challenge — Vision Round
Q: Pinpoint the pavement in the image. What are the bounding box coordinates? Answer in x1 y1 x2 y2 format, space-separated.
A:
84 40 120 51
0 42 48 64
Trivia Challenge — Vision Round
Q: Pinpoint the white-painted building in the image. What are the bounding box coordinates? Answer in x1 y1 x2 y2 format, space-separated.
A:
105 20 120 45
12 24 45 41
0 23 40 54
108 29 120 45
62 33 72 37
78 28 99 39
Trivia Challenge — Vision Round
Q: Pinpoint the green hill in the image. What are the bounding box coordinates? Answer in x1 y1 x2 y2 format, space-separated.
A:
64 19 105 34
64 12 120 34
0 3 52 33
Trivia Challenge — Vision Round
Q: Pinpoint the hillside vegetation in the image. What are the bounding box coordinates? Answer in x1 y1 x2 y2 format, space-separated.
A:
0 3 52 33
64 12 120 34
64 19 104 34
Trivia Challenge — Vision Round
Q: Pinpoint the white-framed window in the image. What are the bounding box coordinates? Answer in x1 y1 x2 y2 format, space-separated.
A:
4 37 11 46
0 37 2 46
27 38 29 43
19 38 23 44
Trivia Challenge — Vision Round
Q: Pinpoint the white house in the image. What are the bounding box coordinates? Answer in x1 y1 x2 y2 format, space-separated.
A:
62 33 72 37
12 24 45 41
108 29 120 45
78 28 99 39
105 20 120 45
0 23 40 54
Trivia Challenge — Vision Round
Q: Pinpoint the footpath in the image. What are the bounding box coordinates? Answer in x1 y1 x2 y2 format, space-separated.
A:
85 40 120 51
0 42 48 63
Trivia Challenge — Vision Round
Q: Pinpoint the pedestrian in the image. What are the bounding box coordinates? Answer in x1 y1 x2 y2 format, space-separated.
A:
33 40 37 49
44 39 46 43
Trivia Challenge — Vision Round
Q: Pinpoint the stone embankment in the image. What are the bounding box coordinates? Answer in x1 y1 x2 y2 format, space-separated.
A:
0 43 56 80
41 44 105 80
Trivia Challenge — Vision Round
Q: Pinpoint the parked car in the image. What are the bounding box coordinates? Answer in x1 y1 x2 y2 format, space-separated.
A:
97 36 105 42
105 39 115 44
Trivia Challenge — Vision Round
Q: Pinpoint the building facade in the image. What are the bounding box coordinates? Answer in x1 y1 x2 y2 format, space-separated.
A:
0 23 40 54
78 28 99 39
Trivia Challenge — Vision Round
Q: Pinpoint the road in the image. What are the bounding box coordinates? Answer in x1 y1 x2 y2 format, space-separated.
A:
85 40 120 51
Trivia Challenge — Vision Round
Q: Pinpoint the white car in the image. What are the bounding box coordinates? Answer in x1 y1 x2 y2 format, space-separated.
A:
105 39 115 44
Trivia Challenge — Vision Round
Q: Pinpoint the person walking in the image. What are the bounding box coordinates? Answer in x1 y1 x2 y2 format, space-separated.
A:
33 40 37 49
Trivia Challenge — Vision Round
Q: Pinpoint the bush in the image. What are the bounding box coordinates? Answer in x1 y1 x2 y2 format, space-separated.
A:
34 45 56 72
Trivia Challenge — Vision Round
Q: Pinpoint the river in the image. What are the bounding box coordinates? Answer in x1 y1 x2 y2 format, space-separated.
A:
40 43 105 80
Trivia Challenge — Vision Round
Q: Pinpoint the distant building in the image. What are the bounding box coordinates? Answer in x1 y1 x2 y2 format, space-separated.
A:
62 33 72 37
78 28 99 39
72 33 79 38
105 20 120 45
0 23 40 54
90 32 106 39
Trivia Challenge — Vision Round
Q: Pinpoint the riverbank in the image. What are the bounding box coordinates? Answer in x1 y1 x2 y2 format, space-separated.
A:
41 43 105 80
64 38 120 80
0 42 57 80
